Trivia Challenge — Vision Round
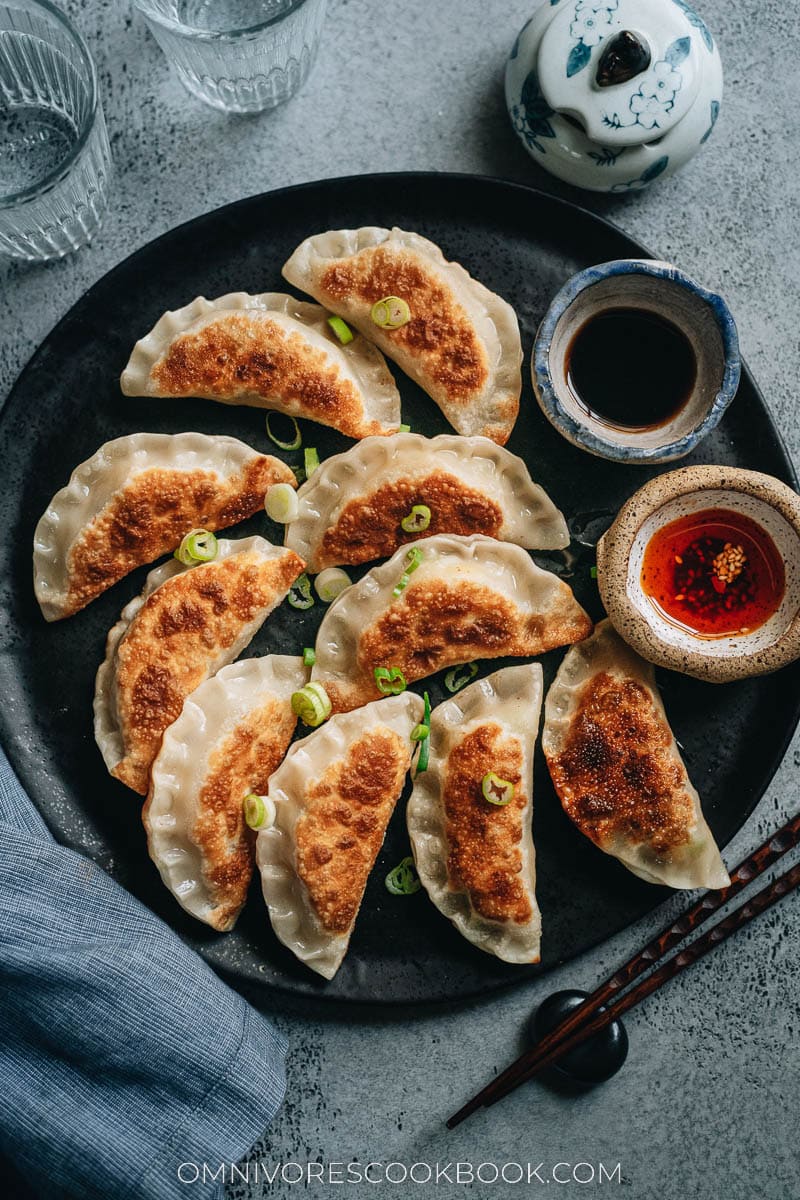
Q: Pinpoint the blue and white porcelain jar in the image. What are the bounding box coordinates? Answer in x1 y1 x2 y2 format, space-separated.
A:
505 0 722 191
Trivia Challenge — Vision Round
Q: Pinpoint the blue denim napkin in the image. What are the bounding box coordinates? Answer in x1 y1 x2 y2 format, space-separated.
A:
0 746 287 1200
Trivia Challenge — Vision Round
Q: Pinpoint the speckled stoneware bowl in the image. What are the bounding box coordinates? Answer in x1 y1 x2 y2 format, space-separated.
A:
597 466 800 682
532 259 740 464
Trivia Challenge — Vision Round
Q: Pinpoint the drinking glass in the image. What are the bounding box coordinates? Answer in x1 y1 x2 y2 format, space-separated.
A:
0 0 112 261
135 0 329 114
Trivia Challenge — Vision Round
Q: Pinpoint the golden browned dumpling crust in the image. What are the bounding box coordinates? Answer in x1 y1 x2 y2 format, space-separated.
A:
442 721 532 925
64 456 293 617
189 698 297 932
295 728 409 934
151 314 381 438
113 548 304 794
320 246 490 405
322 580 591 711
318 471 503 569
545 672 695 858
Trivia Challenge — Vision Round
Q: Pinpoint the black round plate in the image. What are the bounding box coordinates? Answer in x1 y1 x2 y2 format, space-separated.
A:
1 173 797 1007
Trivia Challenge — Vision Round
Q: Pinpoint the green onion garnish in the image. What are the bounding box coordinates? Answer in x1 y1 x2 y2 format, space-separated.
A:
400 504 431 534
444 662 478 693
410 722 429 741
481 771 515 806
393 546 424 596
264 482 299 523
287 573 314 610
371 296 411 329
266 412 301 451
304 447 320 477
416 691 431 772
174 528 218 566
292 465 307 485
385 855 421 895
398 423 411 433
314 567 351 603
327 314 354 344
590 565 598 579
374 666 407 695
243 792 276 831
291 682 332 727
302 646 316 667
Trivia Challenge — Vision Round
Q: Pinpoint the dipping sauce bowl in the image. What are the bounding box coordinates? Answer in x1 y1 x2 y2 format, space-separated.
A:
532 259 740 464
597 466 800 682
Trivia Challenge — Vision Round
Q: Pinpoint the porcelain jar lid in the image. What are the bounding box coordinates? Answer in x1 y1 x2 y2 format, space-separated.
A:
537 0 704 147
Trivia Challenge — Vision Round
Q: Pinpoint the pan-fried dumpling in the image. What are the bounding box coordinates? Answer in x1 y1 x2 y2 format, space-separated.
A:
33 432 294 621
311 534 592 713
94 536 305 795
256 692 424 979
282 228 522 445
144 655 307 932
120 292 401 440
408 665 543 963
285 433 569 572
542 620 730 890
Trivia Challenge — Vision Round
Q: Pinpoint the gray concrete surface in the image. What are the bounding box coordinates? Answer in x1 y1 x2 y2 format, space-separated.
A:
1 2 798 1197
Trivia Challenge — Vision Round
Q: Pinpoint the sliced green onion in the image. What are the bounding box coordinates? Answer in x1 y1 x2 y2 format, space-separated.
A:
304 446 320 478
400 504 431 534
590 565 598 579
398 423 411 433
385 855 421 895
174 528 218 566
327 314 354 344
291 464 307 485
374 666 407 695
393 546 424 596
291 682 332 727
444 662 478 693
410 723 429 742
314 567 352 602
266 412 301 451
264 482 299 523
416 691 432 772
302 646 316 667
481 771 515 806
243 792 276 831
371 296 411 330
287 573 314 610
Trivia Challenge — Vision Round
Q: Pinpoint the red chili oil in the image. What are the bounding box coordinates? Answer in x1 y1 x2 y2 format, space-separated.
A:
640 508 785 637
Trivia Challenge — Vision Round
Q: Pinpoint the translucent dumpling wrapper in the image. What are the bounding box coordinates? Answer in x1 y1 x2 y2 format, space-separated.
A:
282 227 523 444
542 619 730 890
407 664 543 963
310 533 592 713
144 655 307 932
120 292 401 440
94 536 305 795
284 432 569 572
257 692 424 979
33 431 295 621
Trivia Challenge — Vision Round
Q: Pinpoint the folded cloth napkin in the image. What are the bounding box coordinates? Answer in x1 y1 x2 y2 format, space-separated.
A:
0 746 287 1200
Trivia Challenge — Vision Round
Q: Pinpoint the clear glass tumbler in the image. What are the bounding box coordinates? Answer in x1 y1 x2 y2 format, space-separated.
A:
134 0 329 114
0 0 112 261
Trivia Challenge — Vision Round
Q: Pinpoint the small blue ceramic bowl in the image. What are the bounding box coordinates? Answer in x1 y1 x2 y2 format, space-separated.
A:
532 259 741 464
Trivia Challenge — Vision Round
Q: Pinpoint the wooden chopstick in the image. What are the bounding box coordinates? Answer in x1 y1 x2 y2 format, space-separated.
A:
447 812 800 1129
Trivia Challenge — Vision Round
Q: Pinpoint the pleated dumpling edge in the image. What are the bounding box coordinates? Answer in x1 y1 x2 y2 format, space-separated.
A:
120 291 401 440
282 227 523 444
407 663 543 964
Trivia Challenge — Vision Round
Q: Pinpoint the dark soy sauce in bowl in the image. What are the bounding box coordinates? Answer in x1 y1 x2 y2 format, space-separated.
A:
566 307 697 430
